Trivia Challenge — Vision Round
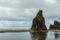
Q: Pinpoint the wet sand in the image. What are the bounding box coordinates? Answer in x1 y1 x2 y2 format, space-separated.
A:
0 29 60 33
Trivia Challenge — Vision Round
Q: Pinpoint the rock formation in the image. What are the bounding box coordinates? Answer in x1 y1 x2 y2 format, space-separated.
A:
31 10 47 32
49 21 60 30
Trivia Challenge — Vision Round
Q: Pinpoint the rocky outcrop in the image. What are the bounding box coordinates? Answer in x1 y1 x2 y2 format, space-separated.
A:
49 21 60 30
31 10 47 32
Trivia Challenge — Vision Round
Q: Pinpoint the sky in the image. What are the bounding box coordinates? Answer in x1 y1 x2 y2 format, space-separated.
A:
0 0 60 29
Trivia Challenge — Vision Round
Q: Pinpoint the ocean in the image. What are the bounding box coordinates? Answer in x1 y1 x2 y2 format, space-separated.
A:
0 31 60 40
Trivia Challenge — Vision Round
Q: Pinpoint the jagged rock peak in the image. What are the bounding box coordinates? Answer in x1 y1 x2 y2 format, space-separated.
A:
31 10 47 32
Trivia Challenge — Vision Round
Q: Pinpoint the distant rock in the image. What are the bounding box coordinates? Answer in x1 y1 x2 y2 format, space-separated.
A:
31 10 47 32
49 21 60 30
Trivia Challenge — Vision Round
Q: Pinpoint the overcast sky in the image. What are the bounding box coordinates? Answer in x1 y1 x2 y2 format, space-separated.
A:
0 0 60 29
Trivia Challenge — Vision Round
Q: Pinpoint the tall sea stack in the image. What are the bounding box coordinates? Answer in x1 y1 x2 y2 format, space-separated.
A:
31 10 47 32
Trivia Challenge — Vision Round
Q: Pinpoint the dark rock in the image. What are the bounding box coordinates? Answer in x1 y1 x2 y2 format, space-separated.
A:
49 20 60 30
31 10 47 32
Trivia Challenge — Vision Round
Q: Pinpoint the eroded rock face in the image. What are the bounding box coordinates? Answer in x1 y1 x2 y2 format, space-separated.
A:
49 21 60 30
31 10 47 32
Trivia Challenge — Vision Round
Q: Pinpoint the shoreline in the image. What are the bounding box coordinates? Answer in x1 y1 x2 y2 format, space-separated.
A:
0 30 30 33
0 29 60 33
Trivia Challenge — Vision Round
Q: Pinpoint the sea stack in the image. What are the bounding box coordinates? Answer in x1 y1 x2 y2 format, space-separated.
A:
31 10 47 32
49 21 60 30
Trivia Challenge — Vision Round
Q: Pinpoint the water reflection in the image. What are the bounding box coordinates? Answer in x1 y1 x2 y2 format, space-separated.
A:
0 32 32 40
0 31 60 40
55 33 59 39
54 32 60 40
30 32 47 40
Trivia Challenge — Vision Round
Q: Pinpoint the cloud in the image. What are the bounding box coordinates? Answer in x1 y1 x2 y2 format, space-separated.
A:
0 21 32 29
0 0 21 4
0 0 60 29
0 6 13 18
0 7 37 21
0 0 59 19
45 0 57 4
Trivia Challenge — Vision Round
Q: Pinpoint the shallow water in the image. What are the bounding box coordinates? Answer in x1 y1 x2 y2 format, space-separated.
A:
0 31 60 40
